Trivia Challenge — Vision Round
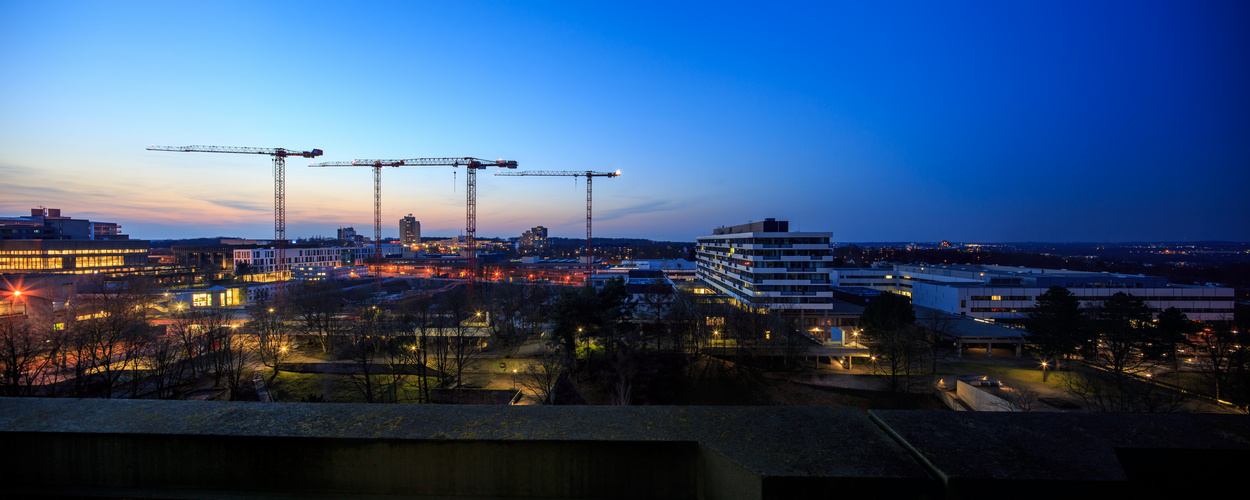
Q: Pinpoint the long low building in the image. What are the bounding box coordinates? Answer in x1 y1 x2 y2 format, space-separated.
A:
1 239 150 275
233 246 347 274
834 263 1234 322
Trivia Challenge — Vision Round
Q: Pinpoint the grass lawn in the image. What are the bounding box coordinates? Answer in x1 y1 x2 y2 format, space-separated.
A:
270 371 359 402
270 371 437 403
945 361 1063 387
1153 370 1213 398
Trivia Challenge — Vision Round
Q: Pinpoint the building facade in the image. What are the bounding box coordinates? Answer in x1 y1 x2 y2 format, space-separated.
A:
518 226 549 254
833 263 1235 322
337 227 361 246
1 208 128 241
291 265 366 281
233 247 345 275
696 219 837 312
0 240 150 275
400 215 420 246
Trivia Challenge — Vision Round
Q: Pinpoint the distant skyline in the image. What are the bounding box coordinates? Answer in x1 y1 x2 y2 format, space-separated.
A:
2 1 1247 243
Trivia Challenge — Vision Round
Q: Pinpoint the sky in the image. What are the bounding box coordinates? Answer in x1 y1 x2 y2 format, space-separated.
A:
2 1 1247 243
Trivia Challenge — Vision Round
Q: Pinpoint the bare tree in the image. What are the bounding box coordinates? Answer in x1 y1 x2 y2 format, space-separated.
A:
342 303 388 403
251 302 293 384
193 307 236 388
288 280 343 353
59 315 97 397
867 324 929 392
0 315 54 396
1189 327 1245 407
995 384 1042 412
483 282 526 355
859 291 928 392
145 329 185 399
517 346 566 405
217 322 253 400
1061 366 1187 413
73 277 155 398
917 309 956 374
401 296 437 404
444 295 485 403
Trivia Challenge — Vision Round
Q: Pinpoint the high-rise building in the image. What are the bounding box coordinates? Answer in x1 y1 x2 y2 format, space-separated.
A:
518 226 548 253
695 219 856 342
337 227 359 246
400 214 420 246
696 218 836 313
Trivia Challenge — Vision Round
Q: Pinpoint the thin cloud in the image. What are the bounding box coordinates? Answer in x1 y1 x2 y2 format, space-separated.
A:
597 200 683 222
203 199 269 213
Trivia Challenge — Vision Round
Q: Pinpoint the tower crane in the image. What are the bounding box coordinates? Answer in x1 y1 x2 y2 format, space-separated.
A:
309 157 518 272
494 170 620 274
148 145 324 278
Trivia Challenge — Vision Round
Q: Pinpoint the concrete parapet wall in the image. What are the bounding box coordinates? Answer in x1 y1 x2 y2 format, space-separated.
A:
956 380 1019 411
0 399 930 499
2 399 1248 499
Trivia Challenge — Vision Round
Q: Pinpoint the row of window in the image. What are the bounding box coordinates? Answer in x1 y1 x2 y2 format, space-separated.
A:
74 256 125 268
1 248 145 255
970 307 1234 314
0 257 62 270
966 295 1230 302
1 256 135 270
697 237 829 246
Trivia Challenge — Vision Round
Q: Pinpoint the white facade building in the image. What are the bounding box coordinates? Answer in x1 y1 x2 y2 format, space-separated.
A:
234 247 344 274
833 264 1234 322
695 218 836 312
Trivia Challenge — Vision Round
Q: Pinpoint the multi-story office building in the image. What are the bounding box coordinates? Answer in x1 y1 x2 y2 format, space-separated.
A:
696 219 857 340
696 219 836 311
0 240 149 275
833 264 1234 322
400 215 420 246
233 247 345 275
1 208 128 241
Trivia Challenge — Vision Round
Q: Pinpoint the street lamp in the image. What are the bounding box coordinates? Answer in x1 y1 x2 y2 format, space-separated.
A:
1041 361 1049 383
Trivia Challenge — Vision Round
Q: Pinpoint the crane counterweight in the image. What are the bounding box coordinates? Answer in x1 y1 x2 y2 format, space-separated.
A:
495 170 620 275
147 144 325 290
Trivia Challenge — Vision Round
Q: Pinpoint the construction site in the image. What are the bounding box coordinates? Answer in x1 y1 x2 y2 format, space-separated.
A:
147 145 625 288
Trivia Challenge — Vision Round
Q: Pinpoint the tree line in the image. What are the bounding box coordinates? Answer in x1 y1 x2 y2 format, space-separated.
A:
855 286 1249 412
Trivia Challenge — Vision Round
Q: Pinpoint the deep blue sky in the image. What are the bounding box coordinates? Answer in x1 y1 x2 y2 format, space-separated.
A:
2 1 1247 242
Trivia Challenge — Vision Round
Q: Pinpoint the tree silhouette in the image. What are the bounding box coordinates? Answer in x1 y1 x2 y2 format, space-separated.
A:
1025 286 1084 374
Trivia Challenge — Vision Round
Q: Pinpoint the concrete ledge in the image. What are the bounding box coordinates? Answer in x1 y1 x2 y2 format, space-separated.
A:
870 410 1250 499
4 398 1247 499
0 398 931 499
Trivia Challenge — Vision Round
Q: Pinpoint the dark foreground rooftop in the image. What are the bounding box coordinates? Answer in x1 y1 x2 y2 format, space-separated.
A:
1 398 1247 499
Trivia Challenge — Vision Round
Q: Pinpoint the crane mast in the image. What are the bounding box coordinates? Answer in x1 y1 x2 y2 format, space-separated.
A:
495 170 620 275
310 157 518 277
148 145 323 282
